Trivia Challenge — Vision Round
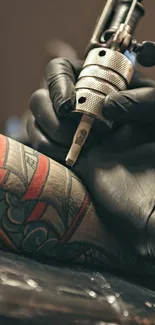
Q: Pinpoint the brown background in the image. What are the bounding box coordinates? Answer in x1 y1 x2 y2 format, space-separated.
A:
0 0 154 131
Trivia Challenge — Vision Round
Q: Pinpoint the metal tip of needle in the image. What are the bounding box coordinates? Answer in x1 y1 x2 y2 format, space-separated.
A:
65 158 75 168
65 115 94 167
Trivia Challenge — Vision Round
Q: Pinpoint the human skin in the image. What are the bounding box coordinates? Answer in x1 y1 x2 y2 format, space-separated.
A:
1 132 155 277
0 133 124 269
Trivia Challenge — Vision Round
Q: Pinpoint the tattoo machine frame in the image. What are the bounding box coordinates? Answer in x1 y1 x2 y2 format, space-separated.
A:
66 0 155 167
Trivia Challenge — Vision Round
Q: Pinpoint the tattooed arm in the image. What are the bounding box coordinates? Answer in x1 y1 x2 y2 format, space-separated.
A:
0 133 124 269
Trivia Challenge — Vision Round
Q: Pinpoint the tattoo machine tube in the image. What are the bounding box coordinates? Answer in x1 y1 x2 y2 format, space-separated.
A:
66 115 94 167
65 0 144 167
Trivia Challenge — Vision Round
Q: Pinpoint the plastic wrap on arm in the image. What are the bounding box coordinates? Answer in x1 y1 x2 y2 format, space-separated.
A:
0 252 155 324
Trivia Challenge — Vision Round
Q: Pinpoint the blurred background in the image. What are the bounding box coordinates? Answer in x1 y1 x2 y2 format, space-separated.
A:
0 0 154 136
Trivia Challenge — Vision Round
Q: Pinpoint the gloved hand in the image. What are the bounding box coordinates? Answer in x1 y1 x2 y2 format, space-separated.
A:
27 58 155 276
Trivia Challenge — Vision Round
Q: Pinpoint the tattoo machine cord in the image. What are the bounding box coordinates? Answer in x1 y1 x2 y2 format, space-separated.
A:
65 0 155 167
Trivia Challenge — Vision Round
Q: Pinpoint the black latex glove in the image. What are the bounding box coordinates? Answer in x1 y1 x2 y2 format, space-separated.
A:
27 58 155 276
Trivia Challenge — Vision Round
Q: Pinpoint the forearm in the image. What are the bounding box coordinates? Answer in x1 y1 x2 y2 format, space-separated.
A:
0 134 117 267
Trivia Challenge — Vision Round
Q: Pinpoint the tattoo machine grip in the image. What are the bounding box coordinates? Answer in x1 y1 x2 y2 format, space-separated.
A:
65 0 144 167
66 47 134 167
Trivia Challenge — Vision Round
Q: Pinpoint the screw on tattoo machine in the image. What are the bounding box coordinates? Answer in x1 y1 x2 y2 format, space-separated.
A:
65 0 148 167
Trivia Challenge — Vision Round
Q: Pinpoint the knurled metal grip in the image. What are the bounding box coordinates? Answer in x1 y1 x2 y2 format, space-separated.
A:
75 47 134 130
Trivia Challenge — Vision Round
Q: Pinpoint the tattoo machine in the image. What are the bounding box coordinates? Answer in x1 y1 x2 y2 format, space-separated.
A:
65 0 155 167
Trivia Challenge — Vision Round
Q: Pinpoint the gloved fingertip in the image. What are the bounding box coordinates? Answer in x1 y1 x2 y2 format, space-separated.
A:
56 98 75 117
45 57 76 86
45 58 76 116
103 92 128 121
130 71 155 89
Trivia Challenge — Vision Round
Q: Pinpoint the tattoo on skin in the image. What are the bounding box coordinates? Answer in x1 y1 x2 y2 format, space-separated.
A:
0 133 125 268
6 133 155 276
